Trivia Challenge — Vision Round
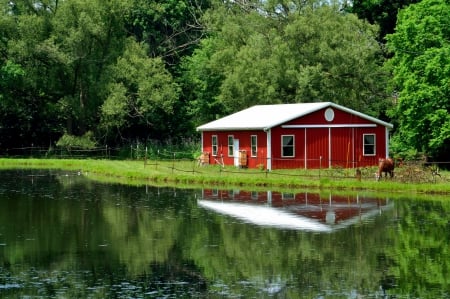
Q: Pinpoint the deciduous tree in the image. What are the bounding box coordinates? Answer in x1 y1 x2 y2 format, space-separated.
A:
386 0 450 160
100 39 180 143
184 2 389 123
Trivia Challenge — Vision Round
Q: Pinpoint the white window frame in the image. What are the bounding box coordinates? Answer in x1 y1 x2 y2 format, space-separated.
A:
251 135 257 157
212 135 218 156
281 135 295 157
282 193 295 200
363 134 376 156
227 135 234 157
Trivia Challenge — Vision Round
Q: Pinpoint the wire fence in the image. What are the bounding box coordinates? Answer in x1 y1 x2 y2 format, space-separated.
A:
204 160 450 184
2 145 449 184
2 146 110 159
0 144 194 160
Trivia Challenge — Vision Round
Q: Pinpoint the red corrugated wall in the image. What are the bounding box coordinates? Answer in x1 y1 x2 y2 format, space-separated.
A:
305 128 329 168
270 127 306 169
201 130 267 168
330 128 353 168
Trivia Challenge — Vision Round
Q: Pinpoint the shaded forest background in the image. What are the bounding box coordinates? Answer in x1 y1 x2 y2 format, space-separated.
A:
0 0 449 161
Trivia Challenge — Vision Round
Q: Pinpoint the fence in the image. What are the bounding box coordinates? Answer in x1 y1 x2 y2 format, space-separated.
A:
2 146 110 159
149 155 449 184
1 145 449 183
0 144 193 160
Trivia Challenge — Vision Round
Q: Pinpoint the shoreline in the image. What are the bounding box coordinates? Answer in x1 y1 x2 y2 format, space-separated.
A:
0 158 449 199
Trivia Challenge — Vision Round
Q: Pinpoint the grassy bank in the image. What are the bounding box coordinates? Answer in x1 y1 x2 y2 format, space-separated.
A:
0 158 449 196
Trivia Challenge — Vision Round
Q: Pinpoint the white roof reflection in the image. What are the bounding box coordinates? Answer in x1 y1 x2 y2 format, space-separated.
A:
198 200 333 232
198 196 394 232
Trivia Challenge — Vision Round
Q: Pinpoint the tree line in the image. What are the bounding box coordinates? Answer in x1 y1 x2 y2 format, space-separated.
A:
0 0 448 161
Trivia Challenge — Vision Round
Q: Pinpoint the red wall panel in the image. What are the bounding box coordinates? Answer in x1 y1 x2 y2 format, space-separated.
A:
270 127 305 169
330 128 354 168
306 128 329 168
353 127 387 167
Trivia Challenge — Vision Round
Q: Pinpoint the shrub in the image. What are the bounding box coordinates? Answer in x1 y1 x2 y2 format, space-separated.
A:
56 132 97 150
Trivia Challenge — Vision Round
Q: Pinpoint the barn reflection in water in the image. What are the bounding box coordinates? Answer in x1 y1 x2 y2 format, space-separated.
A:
198 189 392 232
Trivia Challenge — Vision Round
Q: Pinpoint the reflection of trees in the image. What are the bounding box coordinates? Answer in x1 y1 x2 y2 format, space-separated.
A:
0 171 208 297
102 206 178 274
0 171 192 273
186 209 392 298
384 199 450 297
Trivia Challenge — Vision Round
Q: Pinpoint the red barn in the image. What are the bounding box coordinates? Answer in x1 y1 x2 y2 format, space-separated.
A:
196 102 393 170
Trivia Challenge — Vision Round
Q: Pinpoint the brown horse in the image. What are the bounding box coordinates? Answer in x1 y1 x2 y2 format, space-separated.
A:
376 158 395 181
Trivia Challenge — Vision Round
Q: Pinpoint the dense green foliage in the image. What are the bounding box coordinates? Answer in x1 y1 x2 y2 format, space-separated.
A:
0 0 209 148
0 0 449 161
386 0 450 161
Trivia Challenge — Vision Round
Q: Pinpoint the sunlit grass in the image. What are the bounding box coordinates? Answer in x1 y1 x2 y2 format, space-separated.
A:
0 158 449 196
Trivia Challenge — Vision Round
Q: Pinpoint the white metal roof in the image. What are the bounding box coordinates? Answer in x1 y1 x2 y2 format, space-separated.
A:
196 102 393 131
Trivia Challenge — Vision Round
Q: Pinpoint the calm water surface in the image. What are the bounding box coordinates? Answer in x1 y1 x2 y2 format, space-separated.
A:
0 169 449 298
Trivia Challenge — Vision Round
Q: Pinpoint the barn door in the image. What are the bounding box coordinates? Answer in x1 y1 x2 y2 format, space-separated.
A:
233 139 240 167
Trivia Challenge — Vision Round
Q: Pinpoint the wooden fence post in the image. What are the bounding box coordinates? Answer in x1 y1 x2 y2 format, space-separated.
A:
319 156 322 178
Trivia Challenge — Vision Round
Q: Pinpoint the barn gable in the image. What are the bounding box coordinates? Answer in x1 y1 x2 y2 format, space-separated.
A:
197 102 392 131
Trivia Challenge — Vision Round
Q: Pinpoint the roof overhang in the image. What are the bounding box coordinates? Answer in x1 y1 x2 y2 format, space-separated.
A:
196 102 393 132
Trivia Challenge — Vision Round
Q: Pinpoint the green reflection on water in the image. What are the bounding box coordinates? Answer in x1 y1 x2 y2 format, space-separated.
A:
0 169 449 298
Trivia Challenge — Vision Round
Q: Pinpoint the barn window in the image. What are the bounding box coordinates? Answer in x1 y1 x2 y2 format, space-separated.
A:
282 135 294 157
228 135 234 157
282 193 295 200
212 135 218 156
363 134 376 156
251 135 257 157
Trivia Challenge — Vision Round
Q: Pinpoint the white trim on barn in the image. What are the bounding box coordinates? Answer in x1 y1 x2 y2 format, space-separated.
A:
266 129 272 171
328 128 332 168
282 124 377 128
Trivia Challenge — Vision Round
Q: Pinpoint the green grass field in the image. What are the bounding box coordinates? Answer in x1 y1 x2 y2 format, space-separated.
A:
0 158 449 197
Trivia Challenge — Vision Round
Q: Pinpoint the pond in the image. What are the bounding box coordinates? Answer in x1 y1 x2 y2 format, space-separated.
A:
0 169 449 298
